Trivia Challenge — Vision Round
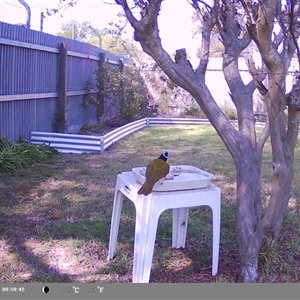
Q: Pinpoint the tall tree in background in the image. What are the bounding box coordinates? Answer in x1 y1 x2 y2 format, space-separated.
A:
57 20 137 57
57 20 91 41
115 0 300 282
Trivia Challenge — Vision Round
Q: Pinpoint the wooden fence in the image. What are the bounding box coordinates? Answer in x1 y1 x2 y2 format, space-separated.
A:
0 21 131 143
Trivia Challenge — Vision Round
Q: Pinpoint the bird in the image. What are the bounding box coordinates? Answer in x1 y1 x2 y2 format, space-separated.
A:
138 151 170 196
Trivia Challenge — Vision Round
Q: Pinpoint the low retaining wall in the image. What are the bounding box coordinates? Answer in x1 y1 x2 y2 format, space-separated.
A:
30 117 216 154
31 131 103 154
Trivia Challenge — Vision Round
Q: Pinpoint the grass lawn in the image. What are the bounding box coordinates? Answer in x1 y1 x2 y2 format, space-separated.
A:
0 125 300 283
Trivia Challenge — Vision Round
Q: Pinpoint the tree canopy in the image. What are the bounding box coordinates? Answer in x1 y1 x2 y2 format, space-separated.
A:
57 20 138 57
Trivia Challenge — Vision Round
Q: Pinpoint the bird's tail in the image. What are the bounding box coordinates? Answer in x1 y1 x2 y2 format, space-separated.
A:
138 181 155 196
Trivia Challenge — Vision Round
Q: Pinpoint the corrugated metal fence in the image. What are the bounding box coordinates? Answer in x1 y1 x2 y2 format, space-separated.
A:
0 21 131 143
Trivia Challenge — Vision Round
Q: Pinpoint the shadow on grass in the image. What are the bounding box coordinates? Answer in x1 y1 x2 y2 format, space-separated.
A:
147 202 238 283
0 154 115 282
5 237 72 283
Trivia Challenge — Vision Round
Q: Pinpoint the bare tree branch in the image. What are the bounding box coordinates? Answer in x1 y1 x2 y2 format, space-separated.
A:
187 0 212 12
289 0 300 70
192 0 219 76
256 2 284 72
115 0 139 29
257 119 270 153
244 52 268 96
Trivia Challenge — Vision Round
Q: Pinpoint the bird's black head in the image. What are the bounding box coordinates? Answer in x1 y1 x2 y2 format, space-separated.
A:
159 151 168 161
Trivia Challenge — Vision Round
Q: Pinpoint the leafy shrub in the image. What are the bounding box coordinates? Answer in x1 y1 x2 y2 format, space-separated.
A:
222 106 238 120
182 100 206 118
83 61 148 125
0 137 12 152
0 137 58 172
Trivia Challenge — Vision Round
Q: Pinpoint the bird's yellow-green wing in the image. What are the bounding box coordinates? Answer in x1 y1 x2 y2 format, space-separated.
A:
146 159 169 183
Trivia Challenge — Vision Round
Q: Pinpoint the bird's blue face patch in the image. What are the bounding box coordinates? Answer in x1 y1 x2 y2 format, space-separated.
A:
163 151 168 159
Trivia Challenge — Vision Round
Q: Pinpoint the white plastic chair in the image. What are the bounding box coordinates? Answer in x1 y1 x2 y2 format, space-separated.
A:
107 171 221 283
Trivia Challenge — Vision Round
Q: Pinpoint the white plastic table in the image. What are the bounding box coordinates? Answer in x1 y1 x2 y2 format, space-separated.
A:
107 171 221 283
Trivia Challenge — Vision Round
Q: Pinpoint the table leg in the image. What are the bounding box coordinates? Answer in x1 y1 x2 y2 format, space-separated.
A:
172 207 189 248
211 191 221 276
107 189 124 261
132 196 161 283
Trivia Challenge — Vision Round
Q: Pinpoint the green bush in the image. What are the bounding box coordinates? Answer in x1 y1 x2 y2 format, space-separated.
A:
0 137 58 172
183 102 206 118
83 61 148 125
0 137 12 152
222 106 238 120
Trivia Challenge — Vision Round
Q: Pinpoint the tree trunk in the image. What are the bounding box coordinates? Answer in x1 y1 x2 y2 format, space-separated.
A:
262 108 299 243
263 161 293 240
260 74 299 243
234 145 264 282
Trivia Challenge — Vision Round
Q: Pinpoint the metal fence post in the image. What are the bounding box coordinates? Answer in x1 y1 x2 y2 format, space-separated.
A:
100 135 105 153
